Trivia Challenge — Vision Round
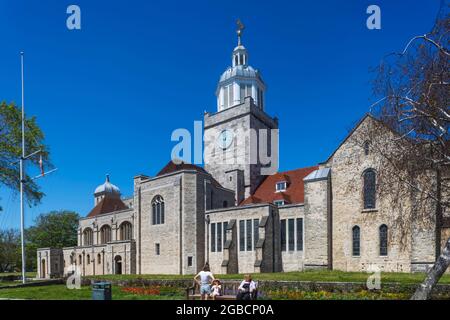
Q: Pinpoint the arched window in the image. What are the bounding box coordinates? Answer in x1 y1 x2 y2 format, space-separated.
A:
97 253 101 264
78 255 82 265
87 254 90 265
100 225 112 244
120 221 133 241
70 255 74 265
379 224 388 256
152 196 165 225
83 228 93 246
352 226 360 256
364 141 370 156
363 169 376 209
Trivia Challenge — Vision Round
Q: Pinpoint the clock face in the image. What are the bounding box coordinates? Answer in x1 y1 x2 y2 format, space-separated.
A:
217 129 234 150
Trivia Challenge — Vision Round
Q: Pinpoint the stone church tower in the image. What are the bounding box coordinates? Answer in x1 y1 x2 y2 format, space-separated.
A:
204 24 279 205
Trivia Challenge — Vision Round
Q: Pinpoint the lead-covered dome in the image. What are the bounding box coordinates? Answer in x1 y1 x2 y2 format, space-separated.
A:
216 24 266 112
94 174 121 196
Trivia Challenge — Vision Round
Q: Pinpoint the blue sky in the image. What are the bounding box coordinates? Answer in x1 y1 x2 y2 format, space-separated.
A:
0 0 441 228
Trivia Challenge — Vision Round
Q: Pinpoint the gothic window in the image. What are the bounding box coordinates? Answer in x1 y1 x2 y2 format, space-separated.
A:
379 224 388 256
87 254 90 265
119 221 132 240
253 219 259 249
364 141 370 156
288 219 295 251
296 218 303 251
152 195 165 225
239 220 245 251
280 219 286 252
363 169 376 209
100 225 111 244
78 255 82 265
217 222 222 252
211 223 216 252
83 228 93 246
97 253 101 264
246 219 252 251
352 226 361 256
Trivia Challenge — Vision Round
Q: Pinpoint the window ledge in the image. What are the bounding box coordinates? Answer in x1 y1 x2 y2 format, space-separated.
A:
362 208 378 213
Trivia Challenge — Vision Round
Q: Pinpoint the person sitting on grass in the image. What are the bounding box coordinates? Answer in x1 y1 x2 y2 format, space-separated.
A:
210 279 222 300
236 274 257 300
194 263 215 300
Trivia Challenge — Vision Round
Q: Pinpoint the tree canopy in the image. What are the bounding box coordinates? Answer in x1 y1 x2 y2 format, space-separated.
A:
0 101 52 209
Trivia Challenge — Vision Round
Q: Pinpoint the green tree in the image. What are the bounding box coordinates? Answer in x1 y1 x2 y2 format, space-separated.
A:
0 229 21 272
25 211 79 270
0 101 52 209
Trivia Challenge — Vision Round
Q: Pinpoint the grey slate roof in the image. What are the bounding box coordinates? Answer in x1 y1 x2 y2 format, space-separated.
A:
303 167 331 182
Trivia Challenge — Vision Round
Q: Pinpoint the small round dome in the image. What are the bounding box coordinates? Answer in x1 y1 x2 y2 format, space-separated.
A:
219 65 261 83
94 174 121 195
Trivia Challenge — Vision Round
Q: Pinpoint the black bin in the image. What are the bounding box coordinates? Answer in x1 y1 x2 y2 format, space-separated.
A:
92 282 112 300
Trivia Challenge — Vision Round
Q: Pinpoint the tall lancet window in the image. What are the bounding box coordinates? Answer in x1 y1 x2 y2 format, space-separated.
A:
352 226 360 256
363 169 376 209
120 221 132 241
100 225 111 244
152 195 165 225
83 228 93 246
379 224 388 256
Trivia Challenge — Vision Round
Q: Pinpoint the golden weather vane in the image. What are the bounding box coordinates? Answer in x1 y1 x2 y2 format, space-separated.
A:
236 19 245 45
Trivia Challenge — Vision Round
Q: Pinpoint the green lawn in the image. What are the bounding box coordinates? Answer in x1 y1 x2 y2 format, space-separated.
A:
0 272 36 278
1 270 449 300
88 270 450 285
0 284 184 300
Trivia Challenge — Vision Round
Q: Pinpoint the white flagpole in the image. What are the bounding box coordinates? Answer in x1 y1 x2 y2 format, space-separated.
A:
20 51 26 284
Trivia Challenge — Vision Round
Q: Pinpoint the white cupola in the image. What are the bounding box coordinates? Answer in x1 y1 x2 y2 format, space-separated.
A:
94 174 121 205
216 20 266 112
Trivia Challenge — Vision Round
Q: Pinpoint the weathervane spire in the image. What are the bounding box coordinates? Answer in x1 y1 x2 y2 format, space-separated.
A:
236 19 245 46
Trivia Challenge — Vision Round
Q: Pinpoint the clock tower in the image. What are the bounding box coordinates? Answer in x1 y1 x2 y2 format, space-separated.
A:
204 21 279 205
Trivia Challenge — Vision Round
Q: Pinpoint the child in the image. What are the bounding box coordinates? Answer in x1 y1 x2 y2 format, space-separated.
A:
210 279 222 299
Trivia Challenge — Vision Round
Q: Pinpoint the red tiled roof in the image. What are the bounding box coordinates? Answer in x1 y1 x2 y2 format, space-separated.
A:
157 161 208 177
87 197 129 217
240 166 319 206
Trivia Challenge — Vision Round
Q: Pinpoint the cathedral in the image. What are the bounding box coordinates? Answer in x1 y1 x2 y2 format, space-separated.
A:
36 25 449 278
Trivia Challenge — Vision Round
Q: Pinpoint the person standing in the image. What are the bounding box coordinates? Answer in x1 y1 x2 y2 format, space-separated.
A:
194 263 215 300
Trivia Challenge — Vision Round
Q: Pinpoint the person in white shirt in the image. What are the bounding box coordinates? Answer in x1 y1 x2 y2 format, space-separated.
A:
210 279 222 300
194 263 215 300
237 274 257 300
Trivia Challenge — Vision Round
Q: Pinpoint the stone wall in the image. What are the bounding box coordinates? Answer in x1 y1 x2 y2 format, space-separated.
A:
279 205 305 271
327 116 436 272
36 248 64 279
206 204 281 275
